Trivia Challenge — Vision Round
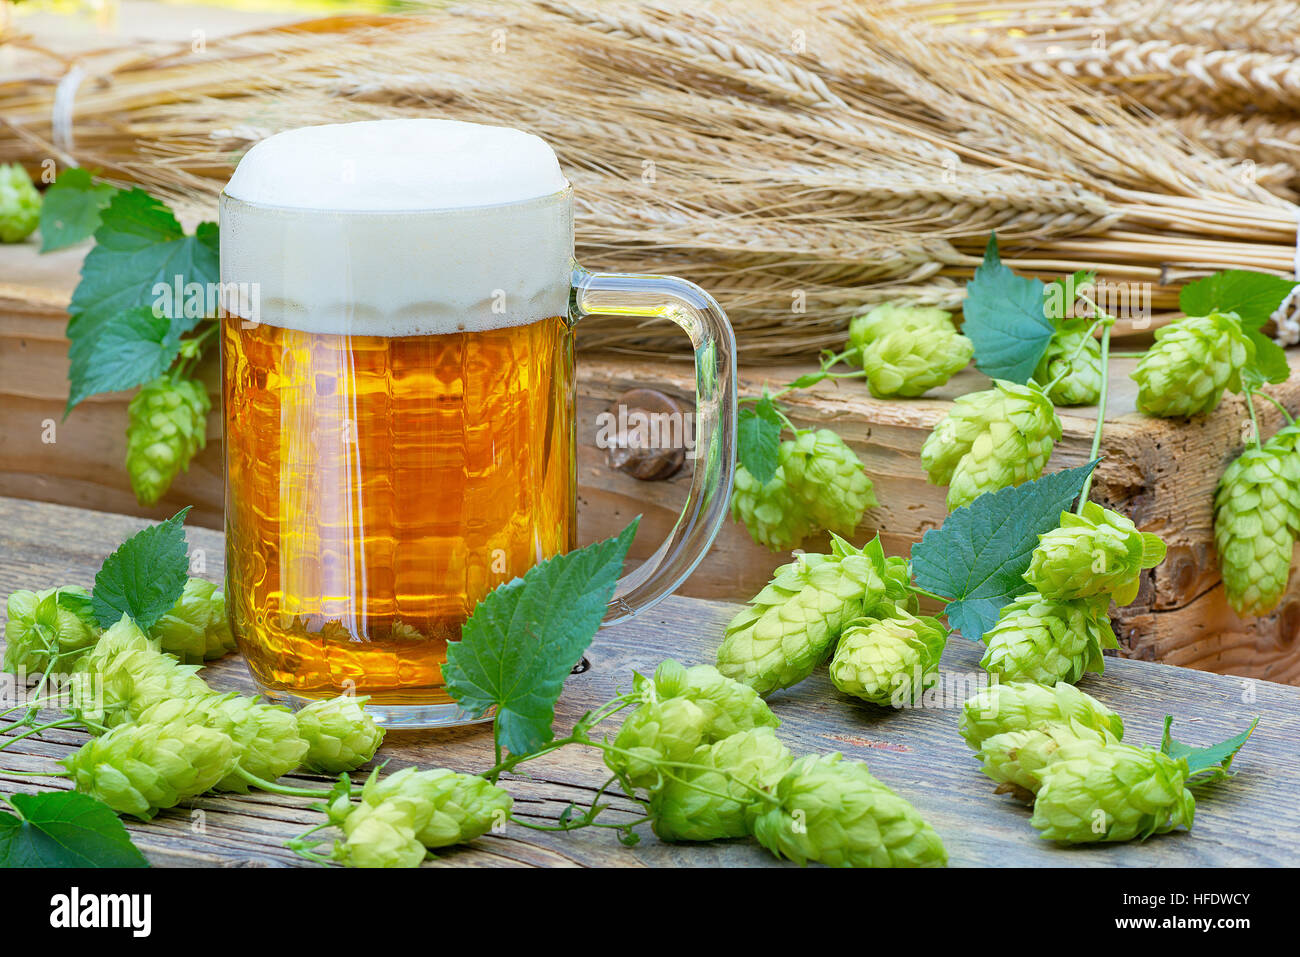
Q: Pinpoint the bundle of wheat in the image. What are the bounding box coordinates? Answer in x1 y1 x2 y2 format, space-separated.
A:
0 0 1294 358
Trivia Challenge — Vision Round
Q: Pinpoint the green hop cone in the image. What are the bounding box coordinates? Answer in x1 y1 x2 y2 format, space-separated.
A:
979 592 1117 686
749 753 947 868
921 380 1062 511
148 577 236 663
3 586 99 674
828 610 947 706
63 719 235 820
335 800 427 868
206 695 308 792
959 680 1124 751
1030 742 1195 843
1036 325 1102 406
650 727 793 843
977 719 1118 799
347 766 512 849
1024 502 1167 605
848 303 955 353
649 659 779 739
295 695 386 773
730 463 815 551
0 163 40 243
1133 311 1253 418
778 429 877 537
72 616 212 728
1214 445 1300 616
716 537 896 696
605 695 715 790
126 373 211 506
859 327 974 398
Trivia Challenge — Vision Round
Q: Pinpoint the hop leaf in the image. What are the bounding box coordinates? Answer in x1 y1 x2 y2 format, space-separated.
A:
649 728 792 843
778 429 877 537
296 696 386 774
1030 743 1195 843
1035 325 1102 406
1024 502 1166 606
3 586 100 675
959 681 1124 751
748 753 947 868
63 719 235 820
1133 312 1253 417
148 577 235 663
125 374 211 506
921 380 1062 511
979 592 1117 686
1214 443 1300 616
0 163 41 243
859 327 973 398
828 611 947 706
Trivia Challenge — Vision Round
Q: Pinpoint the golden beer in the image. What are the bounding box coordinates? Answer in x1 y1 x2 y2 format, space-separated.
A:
221 118 737 727
222 315 575 705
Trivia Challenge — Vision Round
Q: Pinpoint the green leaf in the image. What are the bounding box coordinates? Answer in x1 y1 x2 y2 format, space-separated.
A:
91 507 191 630
67 188 219 344
1241 328 1291 388
910 461 1097 641
961 233 1053 384
66 306 182 412
1043 270 1097 327
38 168 118 252
1178 270 1296 329
737 393 783 485
442 520 639 755
0 792 148 867
1161 716 1259 786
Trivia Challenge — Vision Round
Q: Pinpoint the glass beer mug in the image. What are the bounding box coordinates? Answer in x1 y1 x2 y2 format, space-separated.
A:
219 119 736 728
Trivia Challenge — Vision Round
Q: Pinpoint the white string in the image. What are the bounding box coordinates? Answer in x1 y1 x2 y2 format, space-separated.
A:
51 64 86 160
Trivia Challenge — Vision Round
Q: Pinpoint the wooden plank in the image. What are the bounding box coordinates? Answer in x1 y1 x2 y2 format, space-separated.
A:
0 495 1297 867
4 249 1300 680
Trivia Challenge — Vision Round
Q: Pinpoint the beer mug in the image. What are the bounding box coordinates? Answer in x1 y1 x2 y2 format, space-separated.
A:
219 119 736 728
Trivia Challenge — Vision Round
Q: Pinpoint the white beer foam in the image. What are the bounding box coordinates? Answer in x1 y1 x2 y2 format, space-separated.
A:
220 119 573 336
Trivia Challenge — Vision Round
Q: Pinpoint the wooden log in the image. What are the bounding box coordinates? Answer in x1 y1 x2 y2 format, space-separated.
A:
2 241 1299 682
1 496 1297 867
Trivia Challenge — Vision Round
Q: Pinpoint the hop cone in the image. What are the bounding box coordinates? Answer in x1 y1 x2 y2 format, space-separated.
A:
859 327 973 398
148 577 236 663
650 728 793 843
126 374 211 506
63 719 235 820
731 463 814 551
977 720 1118 798
1214 445 1300 616
0 163 40 243
1036 326 1102 406
1031 743 1195 843
749 753 947 868
959 680 1124 751
650 659 779 739
848 303 955 353
3 586 99 674
1024 502 1167 605
348 766 512 849
296 695 386 773
921 380 1062 510
72 617 211 728
1133 312 1252 417
980 593 1117 686
716 540 887 696
335 800 427 868
779 429 877 537
206 695 308 792
828 611 947 706
605 696 716 790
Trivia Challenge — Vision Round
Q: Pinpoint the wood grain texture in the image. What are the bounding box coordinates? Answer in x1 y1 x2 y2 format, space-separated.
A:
3 248 1300 680
0 496 1296 867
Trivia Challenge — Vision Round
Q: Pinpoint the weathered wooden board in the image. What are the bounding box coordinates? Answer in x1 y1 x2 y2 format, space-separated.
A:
3 242 1300 681
0 496 1297 867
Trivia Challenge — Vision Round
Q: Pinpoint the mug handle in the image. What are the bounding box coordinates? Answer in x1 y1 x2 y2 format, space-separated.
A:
570 265 738 625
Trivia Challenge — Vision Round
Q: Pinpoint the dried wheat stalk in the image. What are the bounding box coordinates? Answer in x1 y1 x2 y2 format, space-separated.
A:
0 0 1294 359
